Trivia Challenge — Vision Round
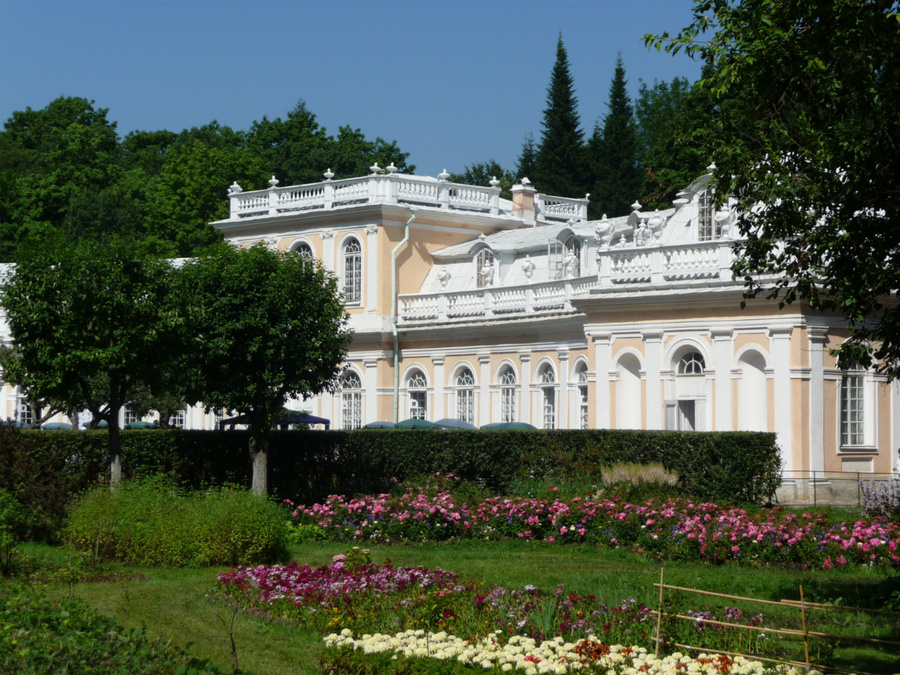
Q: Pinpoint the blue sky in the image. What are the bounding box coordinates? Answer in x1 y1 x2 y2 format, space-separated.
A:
1 0 703 180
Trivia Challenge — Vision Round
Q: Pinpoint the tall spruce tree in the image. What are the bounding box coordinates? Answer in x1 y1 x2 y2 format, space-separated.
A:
516 132 537 181
533 35 587 198
589 55 643 218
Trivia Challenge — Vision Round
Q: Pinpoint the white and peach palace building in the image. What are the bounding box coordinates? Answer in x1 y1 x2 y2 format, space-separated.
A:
2 166 898 491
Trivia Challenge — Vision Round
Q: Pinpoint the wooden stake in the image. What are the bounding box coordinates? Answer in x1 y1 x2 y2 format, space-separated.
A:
655 567 664 658
800 584 810 668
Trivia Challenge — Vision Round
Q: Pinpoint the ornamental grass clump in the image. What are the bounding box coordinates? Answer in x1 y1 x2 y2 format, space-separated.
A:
64 476 289 567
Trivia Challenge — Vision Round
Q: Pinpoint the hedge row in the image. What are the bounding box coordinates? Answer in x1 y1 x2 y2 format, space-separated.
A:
0 424 781 539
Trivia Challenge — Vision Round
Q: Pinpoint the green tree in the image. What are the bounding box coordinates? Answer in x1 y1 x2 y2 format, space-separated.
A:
449 160 515 199
588 56 643 218
534 35 587 198
0 97 121 260
1 239 185 482
634 76 709 207
180 244 352 495
515 132 538 181
648 0 900 374
144 129 268 257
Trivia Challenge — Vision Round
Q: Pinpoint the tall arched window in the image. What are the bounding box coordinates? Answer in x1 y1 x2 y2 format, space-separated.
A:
342 238 362 303
475 249 495 288
539 364 556 429
407 369 428 420
455 367 475 424
576 363 589 429
499 366 517 423
341 370 363 429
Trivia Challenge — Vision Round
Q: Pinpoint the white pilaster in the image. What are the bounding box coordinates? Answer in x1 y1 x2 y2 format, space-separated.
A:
593 333 611 428
558 348 569 428
432 356 445 421
769 326 794 472
364 358 379 424
519 351 532 424
711 328 733 431
807 327 828 472
642 331 664 429
365 225 378 313
321 232 335 273
478 353 491 426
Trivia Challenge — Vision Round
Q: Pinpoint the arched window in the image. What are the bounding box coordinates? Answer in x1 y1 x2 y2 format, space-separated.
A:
678 351 705 375
475 249 495 288
342 238 362 303
341 370 363 429
499 366 517 423
576 363 589 429
455 367 475 424
407 369 428 420
698 189 714 241
539 364 556 429
293 241 313 257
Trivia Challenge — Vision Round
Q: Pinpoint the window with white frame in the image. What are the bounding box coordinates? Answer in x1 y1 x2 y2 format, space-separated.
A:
342 238 362 303
341 370 363 429
548 239 564 279
540 365 556 429
455 367 475 424
17 393 33 427
407 369 427 420
698 189 715 241
170 407 186 429
475 248 495 288
293 241 313 257
499 367 517 423
124 403 139 426
678 351 705 375
577 364 589 429
840 368 865 447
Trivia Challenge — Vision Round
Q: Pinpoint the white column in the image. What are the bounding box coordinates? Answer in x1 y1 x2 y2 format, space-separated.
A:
808 327 828 473
558 348 570 428
478 354 491 426
364 357 379 424
642 331 664 429
892 380 900 464
519 352 531 424
432 356 445 421
769 327 794 472
593 333 611 428
365 225 378 313
712 328 733 431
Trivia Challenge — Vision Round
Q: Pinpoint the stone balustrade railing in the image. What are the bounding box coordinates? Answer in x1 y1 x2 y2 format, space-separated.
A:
596 240 735 287
535 194 590 223
228 174 503 219
399 276 594 324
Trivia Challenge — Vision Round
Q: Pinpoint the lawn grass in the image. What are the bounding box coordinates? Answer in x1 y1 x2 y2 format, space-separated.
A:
34 539 900 674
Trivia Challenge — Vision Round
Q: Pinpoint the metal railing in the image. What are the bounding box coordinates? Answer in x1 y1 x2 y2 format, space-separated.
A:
776 469 896 508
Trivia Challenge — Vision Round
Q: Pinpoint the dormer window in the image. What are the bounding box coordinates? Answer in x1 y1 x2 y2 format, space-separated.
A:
475 249 495 288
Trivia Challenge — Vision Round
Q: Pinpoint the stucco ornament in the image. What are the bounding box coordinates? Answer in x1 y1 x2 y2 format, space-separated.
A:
594 215 613 248
563 252 578 278
716 206 734 238
437 267 452 288
634 221 652 247
227 181 243 195
264 235 279 251
521 256 536 279
480 262 494 286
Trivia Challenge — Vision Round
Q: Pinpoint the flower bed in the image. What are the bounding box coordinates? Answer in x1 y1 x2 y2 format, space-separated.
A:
285 478 900 569
322 629 814 675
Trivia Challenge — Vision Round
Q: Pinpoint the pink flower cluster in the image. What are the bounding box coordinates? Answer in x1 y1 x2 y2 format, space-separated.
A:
286 486 900 569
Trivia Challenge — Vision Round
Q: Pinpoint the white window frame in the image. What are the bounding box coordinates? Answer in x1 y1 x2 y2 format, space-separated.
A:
407 369 428 420
341 371 363 430
455 367 475 424
342 237 362 304
577 365 589 429
539 366 556 429
839 366 875 450
698 189 714 241
499 367 517 423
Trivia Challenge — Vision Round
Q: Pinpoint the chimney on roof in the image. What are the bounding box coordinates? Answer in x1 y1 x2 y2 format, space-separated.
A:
512 178 536 226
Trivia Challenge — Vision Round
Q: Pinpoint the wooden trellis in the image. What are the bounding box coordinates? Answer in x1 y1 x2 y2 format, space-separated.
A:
652 568 900 675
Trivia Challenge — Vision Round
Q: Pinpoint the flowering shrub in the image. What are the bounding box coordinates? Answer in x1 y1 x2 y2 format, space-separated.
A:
861 479 900 522
321 629 815 674
285 477 900 570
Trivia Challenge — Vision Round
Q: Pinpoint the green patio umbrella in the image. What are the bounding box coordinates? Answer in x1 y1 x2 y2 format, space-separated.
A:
396 418 437 429
480 422 538 430
433 418 478 430
363 421 396 429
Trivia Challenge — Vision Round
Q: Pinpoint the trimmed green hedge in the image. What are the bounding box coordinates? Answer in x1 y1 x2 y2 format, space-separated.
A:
1 423 781 537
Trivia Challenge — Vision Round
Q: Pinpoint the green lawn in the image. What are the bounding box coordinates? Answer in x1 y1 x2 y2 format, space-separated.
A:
33 540 900 674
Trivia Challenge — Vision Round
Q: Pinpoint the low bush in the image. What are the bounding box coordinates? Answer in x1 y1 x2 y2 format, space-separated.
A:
63 476 289 567
0 488 28 576
0 583 232 674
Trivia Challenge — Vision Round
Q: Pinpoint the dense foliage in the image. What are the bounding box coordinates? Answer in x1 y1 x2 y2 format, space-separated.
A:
0 97 412 261
648 0 900 375
63 477 289 567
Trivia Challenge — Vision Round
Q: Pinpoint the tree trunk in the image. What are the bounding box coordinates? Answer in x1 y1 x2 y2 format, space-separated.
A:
249 427 268 497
